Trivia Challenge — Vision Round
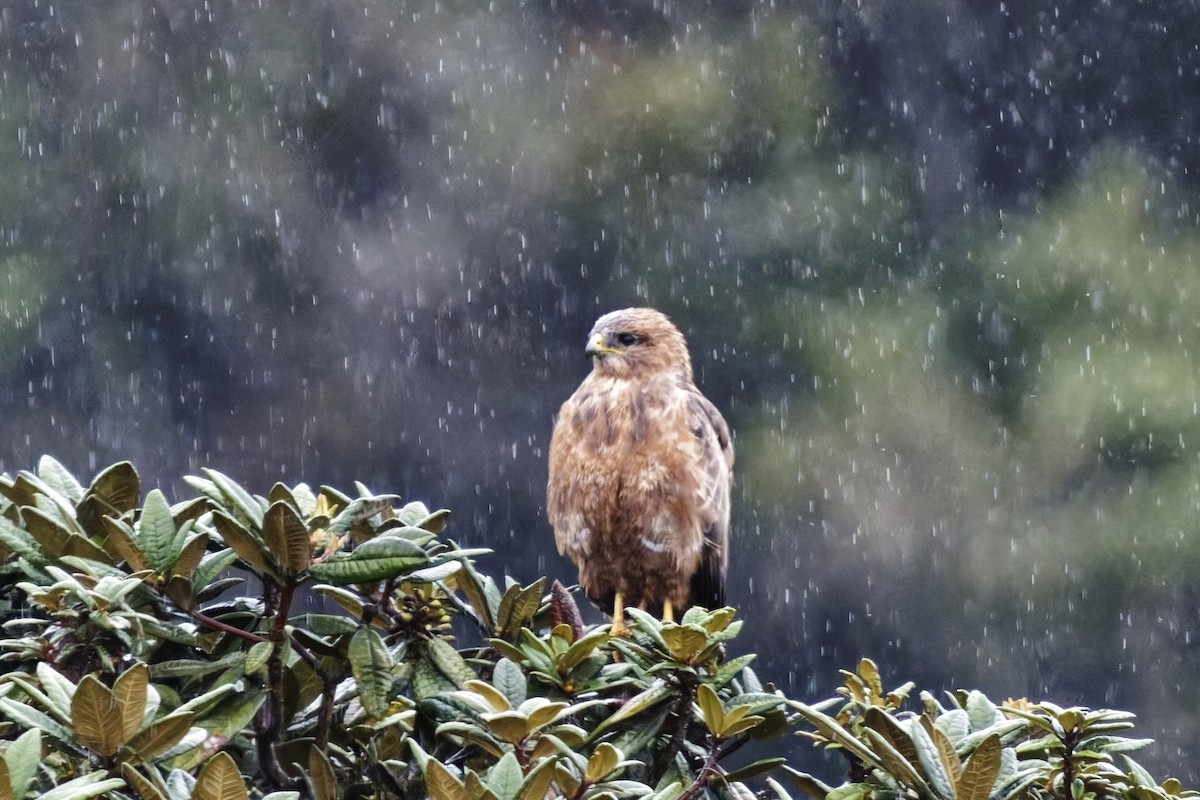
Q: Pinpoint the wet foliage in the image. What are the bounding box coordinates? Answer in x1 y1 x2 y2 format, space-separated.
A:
0 456 1195 800
4 0 1200 784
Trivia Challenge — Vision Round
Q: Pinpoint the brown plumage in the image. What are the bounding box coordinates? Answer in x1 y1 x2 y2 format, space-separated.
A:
547 308 734 632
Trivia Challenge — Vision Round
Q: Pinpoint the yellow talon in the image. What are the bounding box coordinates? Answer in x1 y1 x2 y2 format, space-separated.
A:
611 591 629 637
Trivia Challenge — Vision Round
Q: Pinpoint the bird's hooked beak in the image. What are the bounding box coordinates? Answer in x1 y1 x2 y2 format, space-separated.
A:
585 332 623 359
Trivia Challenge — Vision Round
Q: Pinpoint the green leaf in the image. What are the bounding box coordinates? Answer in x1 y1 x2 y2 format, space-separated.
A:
863 706 922 767
89 572 149 606
289 483 318 517
38 455 85 504
192 548 239 593
100 516 151 572
172 531 210 580
209 511 279 580
861 727 931 795
37 774 127 800
244 641 274 675
935 708 971 745
697 683 725 735
0 697 73 743
413 659 457 700
0 514 49 565
436 721 507 759
912 718 955 800
306 745 338 800
3 728 41 799
262 500 311 578
126 712 195 761
788 701 882 772
523 698 571 731
645 782 685 800
412 506 452 532
661 625 709 663
453 558 498 631
382 524 438 547
350 626 394 718
515 754 560 800
585 742 622 783
559 627 612 674
857 657 882 696
1000 706 1058 736
35 661 77 720
779 766 835 800
488 638 528 668
165 693 263 772
964 690 1003 731
424 636 477 688
486 752 524 800
707 652 757 687
717 708 767 738
120 764 167 800
149 653 246 680
326 496 401 535
0 473 30 507
722 757 788 784
1058 709 1084 732
1080 735 1154 753
480 710 531 744
495 578 546 639
312 584 367 618
21 506 75 558
957 720 1026 753
65 537 113 565
171 495 210 524
393 500 431 526
624 608 669 650
201 468 265 529
307 536 429 585
136 489 177 575
193 751 249 800
492 658 527 708
591 679 675 738
406 560 463 583
461 679 513 712
825 783 871 800
160 681 237 719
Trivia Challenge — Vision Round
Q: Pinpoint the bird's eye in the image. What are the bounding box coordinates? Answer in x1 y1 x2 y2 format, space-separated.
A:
615 332 640 347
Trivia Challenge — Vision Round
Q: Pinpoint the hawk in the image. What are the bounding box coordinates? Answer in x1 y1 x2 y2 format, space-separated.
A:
547 308 734 633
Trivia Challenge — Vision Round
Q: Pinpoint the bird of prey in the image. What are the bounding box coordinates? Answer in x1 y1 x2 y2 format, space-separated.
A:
547 308 734 634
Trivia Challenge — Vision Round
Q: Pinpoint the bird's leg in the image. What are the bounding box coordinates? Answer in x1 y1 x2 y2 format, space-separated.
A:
611 591 629 637
662 599 674 624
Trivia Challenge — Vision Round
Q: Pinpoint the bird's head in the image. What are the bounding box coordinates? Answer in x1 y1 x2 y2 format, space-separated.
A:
583 307 692 381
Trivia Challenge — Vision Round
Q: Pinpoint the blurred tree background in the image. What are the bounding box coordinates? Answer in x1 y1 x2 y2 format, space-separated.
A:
3 0 1200 782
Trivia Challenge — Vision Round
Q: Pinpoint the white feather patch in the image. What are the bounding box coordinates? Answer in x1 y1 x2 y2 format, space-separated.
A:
639 536 671 554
